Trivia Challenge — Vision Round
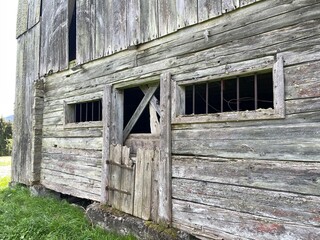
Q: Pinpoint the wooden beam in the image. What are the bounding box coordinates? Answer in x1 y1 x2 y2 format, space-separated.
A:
140 85 161 115
158 72 172 224
123 84 159 141
101 85 112 204
273 55 285 117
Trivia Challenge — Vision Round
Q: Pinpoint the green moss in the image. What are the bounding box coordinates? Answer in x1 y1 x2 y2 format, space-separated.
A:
145 221 178 239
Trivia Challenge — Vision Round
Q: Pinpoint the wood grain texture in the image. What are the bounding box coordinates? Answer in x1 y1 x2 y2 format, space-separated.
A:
158 73 172 224
16 0 28 37
158 0 177 37
28 0 41 29
140 0 158 42
127 0 141 46
176 0 198 29
198 0 222 22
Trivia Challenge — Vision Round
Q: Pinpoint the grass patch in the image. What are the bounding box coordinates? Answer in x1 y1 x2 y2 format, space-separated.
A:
0 176 10 189
0 186 135 240
0 156 11 167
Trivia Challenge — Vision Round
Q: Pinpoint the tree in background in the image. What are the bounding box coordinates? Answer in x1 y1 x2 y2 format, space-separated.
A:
0 117 13 156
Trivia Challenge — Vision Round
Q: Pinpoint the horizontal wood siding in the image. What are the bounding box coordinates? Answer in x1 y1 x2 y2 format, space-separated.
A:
36 0 320 238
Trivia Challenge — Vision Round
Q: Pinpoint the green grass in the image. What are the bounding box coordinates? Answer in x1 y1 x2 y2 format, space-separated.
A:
0 185 136 240
0 156 11 166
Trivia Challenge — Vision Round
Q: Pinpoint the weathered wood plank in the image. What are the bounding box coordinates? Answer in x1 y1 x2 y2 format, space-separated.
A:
28 0 41 29
176 0 198 29
124 134 159 154
42 137 102 150
112 0 127 53
141 149 153 220
286 96 320 115
40 0 68 75
77 0 96 64
140 0 158 42
16 0 28 37
173 178 320 226
120 146 134 214
173 199 320 240
127 0 140 46
198 0 222 22
133 148 144 218
158 73 172 223
172 156 320 196
151 149 160 221
110 144 123 209
158 0 177 37
95 0 107 59
222 0 239 13
101 85 112 204
240 0 256 7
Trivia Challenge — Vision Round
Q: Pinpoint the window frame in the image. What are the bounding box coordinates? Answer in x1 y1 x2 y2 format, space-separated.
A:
64 96 103 129
172 55 285 124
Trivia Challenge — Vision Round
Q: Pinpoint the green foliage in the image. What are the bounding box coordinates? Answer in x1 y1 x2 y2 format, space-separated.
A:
0 117 13 156
0 176 10 189
0 186 136 240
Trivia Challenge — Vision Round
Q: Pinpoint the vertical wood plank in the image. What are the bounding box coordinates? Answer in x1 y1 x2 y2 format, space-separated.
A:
105 0 113 55
133 148 144 218
158 72 172 224
140 0 158 42
28 0 41 29
127 0 141 46
16 0 28 37
240 0 256 7
112 0 127 53
273 55 285 117
95 0 107 59
108 144 115 205
198 0 222 22
77 0 96 64
158 0 177 37
112 144 123 210
40 0 68 76
101 85 112 204
176 0 198 29
111 89 124 144
120 146 133 214
222 0 240 13
141 149 154 220
151 149 160 221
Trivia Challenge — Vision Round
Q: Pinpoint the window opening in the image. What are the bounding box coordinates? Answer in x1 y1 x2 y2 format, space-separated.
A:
68 99 102 123
124 87 152 134
185 72 273 115
69 0 76 61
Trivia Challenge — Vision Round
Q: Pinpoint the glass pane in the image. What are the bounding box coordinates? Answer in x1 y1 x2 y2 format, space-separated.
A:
185 85 194 115
195 83 207 114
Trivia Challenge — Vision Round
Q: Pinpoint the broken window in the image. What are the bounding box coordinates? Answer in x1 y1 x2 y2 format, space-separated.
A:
185 72 273 115
66 99 102 123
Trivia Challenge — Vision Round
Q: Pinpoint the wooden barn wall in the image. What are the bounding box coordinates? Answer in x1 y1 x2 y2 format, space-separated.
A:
38 0 320 238
39 0 69 76
13 23 41 184
37 0 260 67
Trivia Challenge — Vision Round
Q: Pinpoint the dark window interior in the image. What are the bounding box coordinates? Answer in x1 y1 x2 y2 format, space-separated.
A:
185 72 273 115
71 100 102 123
123 86 160 134
69 2 76 61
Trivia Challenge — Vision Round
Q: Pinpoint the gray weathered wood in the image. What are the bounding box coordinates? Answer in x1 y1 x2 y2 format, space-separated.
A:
273 55 285 117
141 149 153 220
158 72 172 224
28 0 41 29
101 85 112 204
158 0 177 37
16 0 28 37
198 0 222 22
112 0 127 52
140 0 158 42
127 0 141 46
222 0 239 13
133 148 144 218
176 0 198 29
